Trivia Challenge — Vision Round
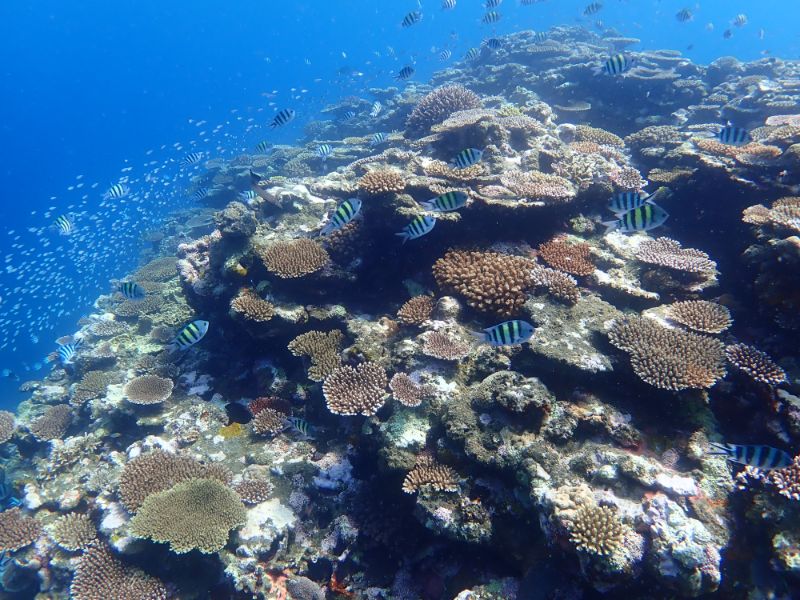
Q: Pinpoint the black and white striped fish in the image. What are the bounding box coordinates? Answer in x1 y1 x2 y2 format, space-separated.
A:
168 319 210 352
484 38 502 50
317 144 333 161
118 281 146 301
283 416 313 439
465 47 481 61
420 191 468 212
732 13 747 28
474 320 535 346
395 65 415 80
369 101 382 117
451 148 483 169
321 198 362 235
608 191 650 216
341 111 356 121
239 190 258 203
584 2 603 16
396 215 436 243
401 11 423 28
442 0 456 9
718 125 750 146
254 140 273 153
192 187 209 201
482 11 501 24
439 49 452 61
484 0 502 8
370 132 389 146
602 54 634 75
270 108 295 128
708 442 792 471
533 31 548 42
181 152 204 167
103 183 130 200
55 215 73 235
47 340 81 364
602 203 669 234
675 8 693 22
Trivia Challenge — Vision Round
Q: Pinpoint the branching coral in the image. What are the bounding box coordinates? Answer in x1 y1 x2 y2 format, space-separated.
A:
609 167 647 191
667 301 733 334
568 505 625 556
530 264 580 304
288 330 344 382
743 197 800 233
49 513 97 551
322 363 388 416
608 316 726 390
0 410 15 444
538 235 595 276
762 455 800 501
433 250 536 317
397 296 435 326
0 508 41 552
249 396 291 416
574 125 625 147
498 170 575 203
29 404 72 441
258 239 330 278
251 408 286 436
636 237 717 273
71 370 113 406
725 344 786 385
402 456 460 494
123 375 174 405
130 477 246 554
389 373 426 407
118 449 232 512
233 479 273 505
71 543 168 600
421 331 471 360
135 256 178 283
405 84 481 137
230 287 274 323
357 170 406 195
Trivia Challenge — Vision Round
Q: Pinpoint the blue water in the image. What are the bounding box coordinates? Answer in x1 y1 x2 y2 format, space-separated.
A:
0 0 797 406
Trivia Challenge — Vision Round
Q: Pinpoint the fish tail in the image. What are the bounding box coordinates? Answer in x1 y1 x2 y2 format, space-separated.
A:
395 232 410 244
419 200 434 210
602 220 619 234
468 330 487 342
706 442 733 457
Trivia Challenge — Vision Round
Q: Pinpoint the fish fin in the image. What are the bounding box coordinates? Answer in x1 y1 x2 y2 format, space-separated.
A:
602 220 619 234
419 200 435 210
394 232 409 244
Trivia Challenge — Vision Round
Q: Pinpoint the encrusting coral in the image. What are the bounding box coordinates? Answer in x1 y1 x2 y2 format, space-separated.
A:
257 239 330 278
725 343 787 386
70 543 168 600
666 300 733 334
322 362 388 416
288 330 344 381
130 477 247 554
0 507 42 552
123 375 174 405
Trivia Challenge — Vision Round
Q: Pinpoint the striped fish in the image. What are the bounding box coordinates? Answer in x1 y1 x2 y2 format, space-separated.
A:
369 101 382 117
465 47 481 61
608 191 650 216
192 187 209 201
47 340 81 364
533 31 548 42
370 132 389 146
484 38 502 50
103 183 130 200
675 8 693 22
118 281 146 301
474 320 535 346
708 442 792 471
439 49 452 61
321 198 362 235
484 0 502 8
452 148 483 169
602 203 669 234
732 14 747 28
395 65 415 80
584 2 603 16
270 108 295 128
603 54 634 75
420 191 468 212
401 11 422 28
55 215 73 235
181 152 204 166
396 215 436 243
482 11 501 24
254 140 272 153
341 111 356 121
283 416 313 439
317 144 333 161
442 0 456 9
169 319 210 352
718 125 750 146
239 190 258 203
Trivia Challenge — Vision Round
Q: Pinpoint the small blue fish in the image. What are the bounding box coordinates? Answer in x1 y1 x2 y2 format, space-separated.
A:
169 320 210 352
474 320 535 346
103 183 130 201
401 11 423 28
451 148 483 169
118 281 146 301
708 442 792 471
718 125 750 146
420 191 468 212
608 191 650 216
55 215 73 235
603 203 669 234
396 215 436 243
270 109 295 128
321 198 362 235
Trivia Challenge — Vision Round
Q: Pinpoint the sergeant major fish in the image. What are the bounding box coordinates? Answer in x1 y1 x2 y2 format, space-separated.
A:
395 66 415 80
401 11 423 28
601 54 635 76
370 132 389 146
168 319 210 352
420 191 468 212
270 109 296 128
708 442 792 471
602 203 669 234
103 183 130 201
317 144 333 161
55 215 73 236
718 125 750 146
321 198 362 235
396 215 436 243
451 148 483 169
583 2 603 16
474 320 535 346
180 152 204 166
118 281 146 301
46 340 82 365
608 191 651 216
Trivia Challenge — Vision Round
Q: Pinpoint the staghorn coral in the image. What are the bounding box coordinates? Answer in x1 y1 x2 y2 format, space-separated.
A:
48 513 97 551
29 404 72 441
402 456 460 494
636 237 717 273
118 449 233 512
568 504 626 557
233 479 273 505
421 331 471 360
123 375 174 405
0 410 15 444
432 250 535 317
574 125 624 147
288 330 344 382
70 543 167 600
251 408 286 436
130 478 246 554
498 170 575 203
322 362 388 416
230 287 274 323
725 344 787 386
0 508 41 552
405 84 481 137
71 370 113 406
608 316 726 391
397 295 435 326
357 169 406 195
538 235 595 276
667 301 733 334
530 264 580 304
389 373 426 407
258 238 330 279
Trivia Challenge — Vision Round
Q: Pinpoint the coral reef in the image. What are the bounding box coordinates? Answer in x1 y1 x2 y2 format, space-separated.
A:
288 330 344 381
402 456 460 494
666 300 733 334
229 287 274 323
397 295 435 326
29 404 73 441
123 375 174 405
725 343 787 385
322 363 388 416
48 513 97 551
257 239 330 278
405 84 482 137
567 504 626 556
70 544 167 600
0 507 42 552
